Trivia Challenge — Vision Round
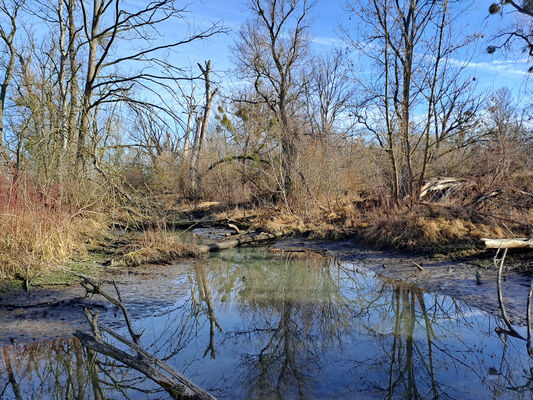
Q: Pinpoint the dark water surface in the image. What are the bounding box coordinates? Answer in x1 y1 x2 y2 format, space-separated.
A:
1 246 532 399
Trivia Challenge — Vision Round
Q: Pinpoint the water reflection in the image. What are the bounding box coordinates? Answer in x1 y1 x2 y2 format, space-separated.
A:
1 248 532 399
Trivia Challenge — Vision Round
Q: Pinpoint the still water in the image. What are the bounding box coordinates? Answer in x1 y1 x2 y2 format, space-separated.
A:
1 246 532 399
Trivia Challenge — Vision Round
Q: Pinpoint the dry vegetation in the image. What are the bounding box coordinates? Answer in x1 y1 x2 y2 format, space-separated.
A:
358 212 506 253
110 229 204 269
0 168 108 282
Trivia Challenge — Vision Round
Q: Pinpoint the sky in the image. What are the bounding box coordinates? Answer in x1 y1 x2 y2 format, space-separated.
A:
161 0 532 100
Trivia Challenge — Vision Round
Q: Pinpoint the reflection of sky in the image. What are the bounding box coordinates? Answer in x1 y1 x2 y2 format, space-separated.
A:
116 248 533 399
2 246 533 399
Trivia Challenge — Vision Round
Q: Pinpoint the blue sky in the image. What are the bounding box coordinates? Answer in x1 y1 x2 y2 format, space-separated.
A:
161 0 532 99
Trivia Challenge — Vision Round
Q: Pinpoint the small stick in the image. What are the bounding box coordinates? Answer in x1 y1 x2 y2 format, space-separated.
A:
412 262 424 271
527 280 533 353
495 248 523 339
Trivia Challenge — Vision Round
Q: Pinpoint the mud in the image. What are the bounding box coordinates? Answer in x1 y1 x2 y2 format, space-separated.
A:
0 261 197 344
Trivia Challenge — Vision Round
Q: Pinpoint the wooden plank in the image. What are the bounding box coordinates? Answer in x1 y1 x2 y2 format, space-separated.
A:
481 238 533 249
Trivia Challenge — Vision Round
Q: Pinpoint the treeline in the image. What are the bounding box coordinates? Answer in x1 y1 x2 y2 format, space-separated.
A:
0 0 530 204
0 0 531 280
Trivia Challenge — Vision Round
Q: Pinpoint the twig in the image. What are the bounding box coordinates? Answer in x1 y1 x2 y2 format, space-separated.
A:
526 280 533 355
79 276 142 345
495 248 519 335
412 262 424 271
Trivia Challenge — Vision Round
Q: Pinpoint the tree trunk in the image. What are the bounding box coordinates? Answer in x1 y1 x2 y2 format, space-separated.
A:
77 0 101 172
189 61 217 194
0 14 18 151
67 0 79 166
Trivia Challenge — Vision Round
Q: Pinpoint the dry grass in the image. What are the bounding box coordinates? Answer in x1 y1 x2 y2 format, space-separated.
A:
359 212 506 253
111 229 205 268
0 171 108 282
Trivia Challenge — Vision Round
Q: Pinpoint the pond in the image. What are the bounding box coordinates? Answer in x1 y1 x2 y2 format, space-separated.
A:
1 245 532 399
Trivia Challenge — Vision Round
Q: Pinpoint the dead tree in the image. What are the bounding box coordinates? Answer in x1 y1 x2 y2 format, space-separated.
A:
189 60 217 194
75 275 216 399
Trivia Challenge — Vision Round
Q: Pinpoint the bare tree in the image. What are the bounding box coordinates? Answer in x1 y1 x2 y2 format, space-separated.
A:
234 0 313 198
488 1 533 72
73 0 223 172
181 83 197 155
346 0 481 204
189 60 218 193
304 50 357 138
0 0 24 154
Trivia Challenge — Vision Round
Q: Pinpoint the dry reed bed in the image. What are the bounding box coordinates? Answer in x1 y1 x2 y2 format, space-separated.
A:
110 229 204 268
0 171 106 282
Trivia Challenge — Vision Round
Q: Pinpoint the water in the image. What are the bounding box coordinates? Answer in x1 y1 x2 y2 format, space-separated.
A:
1 246 532 399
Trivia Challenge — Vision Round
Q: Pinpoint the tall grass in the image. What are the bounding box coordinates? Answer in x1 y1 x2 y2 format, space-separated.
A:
0 168 105 282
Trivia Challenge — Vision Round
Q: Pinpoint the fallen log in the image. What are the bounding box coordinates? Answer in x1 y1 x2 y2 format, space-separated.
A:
227 223 241 234
76 277 216 400
481 238 533 249
75 331 203 399
419 177 467 202
197 232 283 253
75 326 215 399
167 217 249 230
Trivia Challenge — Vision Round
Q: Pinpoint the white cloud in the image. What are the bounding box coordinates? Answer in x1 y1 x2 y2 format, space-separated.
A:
447 57 530 77
311 36 344 47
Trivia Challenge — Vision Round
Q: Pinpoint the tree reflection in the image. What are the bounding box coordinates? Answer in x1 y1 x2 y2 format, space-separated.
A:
213 254 355 399
0 339 166 399
2 248 533 399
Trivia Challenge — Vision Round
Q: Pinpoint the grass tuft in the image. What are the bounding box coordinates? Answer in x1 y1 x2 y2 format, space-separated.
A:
359 212 505 254
111 229 205 268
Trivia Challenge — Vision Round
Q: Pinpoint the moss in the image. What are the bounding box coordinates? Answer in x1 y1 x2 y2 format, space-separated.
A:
31 260 100 287
0 279 24 294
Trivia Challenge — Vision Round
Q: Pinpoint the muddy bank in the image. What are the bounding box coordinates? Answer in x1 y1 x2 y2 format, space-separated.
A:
274 236 533 326
0 261 197 344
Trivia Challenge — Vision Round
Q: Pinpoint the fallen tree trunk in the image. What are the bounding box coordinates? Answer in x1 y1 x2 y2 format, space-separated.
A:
167 217 251 230
75 331 202 399
75 328 215 399
197 232 283 253
481 238 533 249
75 276 216 399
